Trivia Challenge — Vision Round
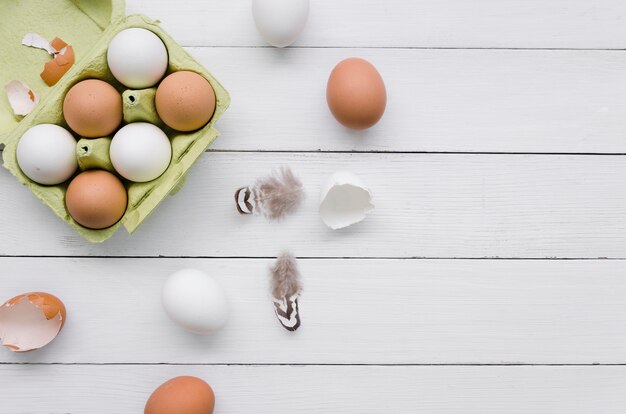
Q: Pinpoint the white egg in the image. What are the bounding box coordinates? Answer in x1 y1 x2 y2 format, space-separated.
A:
162 269 229 335
16 124 77 185
110 123 171 183
107 28 168 88
252 0 309 47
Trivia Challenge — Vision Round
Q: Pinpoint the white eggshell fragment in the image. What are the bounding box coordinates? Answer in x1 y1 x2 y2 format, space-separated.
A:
319 171 374 230
16 124 78 185
107 28 169 88
252 0 309 47
5 80 39 116
110 122 172 183
162 269 229 335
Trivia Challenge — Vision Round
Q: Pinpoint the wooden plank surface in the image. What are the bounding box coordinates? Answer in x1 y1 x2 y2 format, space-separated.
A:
1 153 626 258
3 1 626 412
1 365 624 413
191 48 626 154
7 48 626 154
0 257 625 364
127 0 626 49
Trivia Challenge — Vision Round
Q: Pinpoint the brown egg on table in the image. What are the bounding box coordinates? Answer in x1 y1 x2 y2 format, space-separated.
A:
63 79 122 138
65 170 127 229
155 71 216 132
145 376 215 414
326 57 387 130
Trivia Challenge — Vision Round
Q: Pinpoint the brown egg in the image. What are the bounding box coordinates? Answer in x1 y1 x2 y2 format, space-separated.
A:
65 170 127 229
63 79 122 138
326 57 387 130
145 376 215 414
155 71 216 132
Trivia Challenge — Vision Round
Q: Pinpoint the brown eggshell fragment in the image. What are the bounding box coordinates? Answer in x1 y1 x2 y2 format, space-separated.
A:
145 376 215 414
49 37 67 51
41 44 75 87
155 71 216 132
326 57 387 130
65 170 128 229
0 292 66 352
63 79 122 137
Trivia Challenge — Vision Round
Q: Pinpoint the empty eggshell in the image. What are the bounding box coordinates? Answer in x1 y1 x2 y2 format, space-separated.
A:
319 171 374 230
41 39 75 87
162 269 228 335
252 0 309 47
0 292 66 352
145 376 215 414
5 80 38 116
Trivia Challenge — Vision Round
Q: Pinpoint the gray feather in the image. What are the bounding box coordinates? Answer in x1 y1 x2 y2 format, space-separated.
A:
270 252 302 299
255 167 304 220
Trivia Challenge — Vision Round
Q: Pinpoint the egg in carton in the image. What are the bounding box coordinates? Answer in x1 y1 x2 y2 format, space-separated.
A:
0 0 230 242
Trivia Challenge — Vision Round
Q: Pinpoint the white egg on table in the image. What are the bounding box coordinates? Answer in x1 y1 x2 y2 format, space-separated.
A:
252 0 309 47
16 124 77 185
162 269 229 335
110 122 171 183
107 28 169 88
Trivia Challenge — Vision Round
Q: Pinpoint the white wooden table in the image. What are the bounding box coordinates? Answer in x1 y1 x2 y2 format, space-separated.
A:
2 1 626 412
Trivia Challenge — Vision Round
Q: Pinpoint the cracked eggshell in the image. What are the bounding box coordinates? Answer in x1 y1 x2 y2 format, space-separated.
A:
162 269 229 335
0 292 66 352
5 80 38 116
41 40 75 87
319 171 374 230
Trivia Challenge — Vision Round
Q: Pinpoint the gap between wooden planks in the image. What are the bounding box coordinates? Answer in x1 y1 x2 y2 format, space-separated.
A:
0 153 625 258
1 257 625 365
0 365 625 413
3 48 626 154
192 47 626 154
127 0 626 49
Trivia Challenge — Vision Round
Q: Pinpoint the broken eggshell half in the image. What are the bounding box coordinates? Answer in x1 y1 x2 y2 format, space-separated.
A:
319 171 374 230
5 80 38 116
0 292 66 352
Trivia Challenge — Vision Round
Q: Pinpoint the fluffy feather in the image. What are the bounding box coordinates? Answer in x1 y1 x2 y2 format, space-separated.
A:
270 252 302 299
255 167 304 220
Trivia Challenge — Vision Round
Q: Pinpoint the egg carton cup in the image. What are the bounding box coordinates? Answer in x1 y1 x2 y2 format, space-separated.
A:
0 9 230 242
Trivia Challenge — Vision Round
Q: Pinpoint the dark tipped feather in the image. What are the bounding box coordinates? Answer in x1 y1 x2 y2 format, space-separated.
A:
255 167 304 220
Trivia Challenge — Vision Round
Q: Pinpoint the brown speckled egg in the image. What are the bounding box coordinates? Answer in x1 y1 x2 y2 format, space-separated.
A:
65 170 127 229
145 376 215 414
326 57 386 130
63 79 122 138
155 71 216 132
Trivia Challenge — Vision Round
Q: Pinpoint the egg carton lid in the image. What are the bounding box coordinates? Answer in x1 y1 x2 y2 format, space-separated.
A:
0 0 126 140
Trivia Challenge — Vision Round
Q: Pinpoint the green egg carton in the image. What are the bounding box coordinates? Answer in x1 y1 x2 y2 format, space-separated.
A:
0 0 230 242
